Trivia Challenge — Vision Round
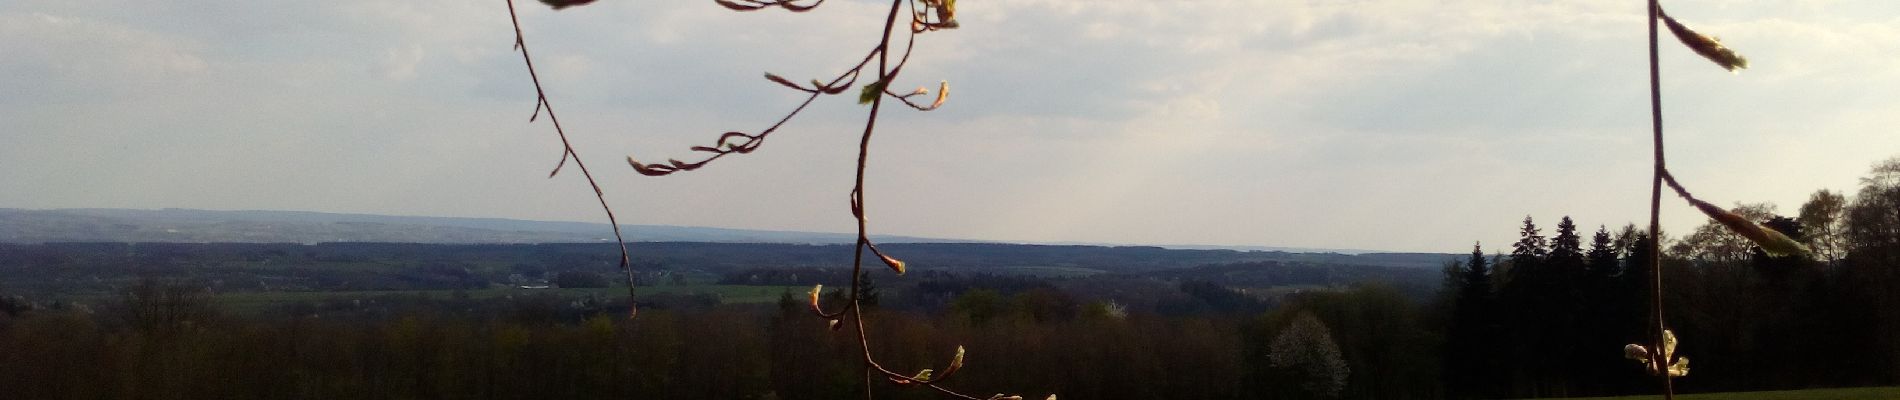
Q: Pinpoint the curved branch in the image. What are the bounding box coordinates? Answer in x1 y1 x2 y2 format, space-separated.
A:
505 0 639 318
628 49 879 176
715 0 827 12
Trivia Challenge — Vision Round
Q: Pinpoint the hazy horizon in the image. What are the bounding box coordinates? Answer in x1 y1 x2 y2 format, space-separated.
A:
4 1 1897 253
0 206 1399 254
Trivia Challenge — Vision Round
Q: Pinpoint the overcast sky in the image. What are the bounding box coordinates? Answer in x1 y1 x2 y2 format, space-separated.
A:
3 0 1896 252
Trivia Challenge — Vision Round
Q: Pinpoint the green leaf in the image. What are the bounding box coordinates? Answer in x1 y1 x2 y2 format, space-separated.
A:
538 0 597 10
859 81 887 105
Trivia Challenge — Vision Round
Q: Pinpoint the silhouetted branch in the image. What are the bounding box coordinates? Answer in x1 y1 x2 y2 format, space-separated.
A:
625 0 941 176
625 50 874 176
1644 0 1672 396
1644 2 1757 397
714 0 826 13
505 0 638 318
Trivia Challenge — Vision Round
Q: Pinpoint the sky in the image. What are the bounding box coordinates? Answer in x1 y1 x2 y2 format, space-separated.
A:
2 0 1897 253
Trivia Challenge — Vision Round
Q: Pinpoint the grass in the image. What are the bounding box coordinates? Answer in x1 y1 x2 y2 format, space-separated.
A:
1553 386 1900 400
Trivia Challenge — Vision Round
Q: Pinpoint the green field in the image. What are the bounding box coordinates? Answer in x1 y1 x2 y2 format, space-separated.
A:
211 285 806 313
1551 386 1900 400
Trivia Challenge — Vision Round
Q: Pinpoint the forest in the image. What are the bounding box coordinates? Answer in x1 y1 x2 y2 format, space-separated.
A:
0 157 1896 399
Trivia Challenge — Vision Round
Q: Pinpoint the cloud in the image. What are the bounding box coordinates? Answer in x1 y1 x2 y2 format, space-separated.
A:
1 0 1897 252
0 12 208 104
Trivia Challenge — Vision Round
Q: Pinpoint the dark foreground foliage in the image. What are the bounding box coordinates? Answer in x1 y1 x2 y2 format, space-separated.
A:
0 281 1440 400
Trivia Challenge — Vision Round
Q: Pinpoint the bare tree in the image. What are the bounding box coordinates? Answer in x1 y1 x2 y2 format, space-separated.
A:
1798 190 1849 265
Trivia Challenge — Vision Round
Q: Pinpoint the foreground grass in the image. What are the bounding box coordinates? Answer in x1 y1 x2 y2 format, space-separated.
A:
1557 386 1900 400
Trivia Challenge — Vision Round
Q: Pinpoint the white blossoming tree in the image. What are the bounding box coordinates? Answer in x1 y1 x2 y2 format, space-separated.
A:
1269 313 1350 399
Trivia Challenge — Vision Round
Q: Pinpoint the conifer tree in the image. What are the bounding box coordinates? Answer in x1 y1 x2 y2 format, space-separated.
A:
1462 243 1493 301
1550 217 1585 270
1539 217 1587 395
1445 242 1497 399
1579 225 1631 396
1587 226 1621 281
1511 216 1550 270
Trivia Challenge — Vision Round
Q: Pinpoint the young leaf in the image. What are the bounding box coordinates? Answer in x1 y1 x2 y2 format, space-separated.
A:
1686 198 1812 257
1662 329 1678 360
930 0 959 28
931 81 950 109
808 284 824 311
538 0 597 9
879 253 908 275
1668 356 1691 377
713 0 766 11
859 80 888 105
764 72 811 92
627 156 672 177
1624 344 1651 361
865 243 908 275
942 346 966 376
1660 7 1748 72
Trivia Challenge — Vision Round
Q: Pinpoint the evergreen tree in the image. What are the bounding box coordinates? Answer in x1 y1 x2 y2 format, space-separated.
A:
1501 216 1549 396
857 271 880 308
1445 242 1497 399
1587 226 1621 281
1620 231 1658 335
1579 225 1629 396
821 272 880 308
1549 217 1584 270
1542 217 1585 396
1439 260 1466 300
1510 216 1550 269
1462 243 1492 301
1549 218 1588 327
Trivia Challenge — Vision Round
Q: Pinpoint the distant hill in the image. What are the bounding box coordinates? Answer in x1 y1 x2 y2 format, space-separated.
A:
0 208 1458 268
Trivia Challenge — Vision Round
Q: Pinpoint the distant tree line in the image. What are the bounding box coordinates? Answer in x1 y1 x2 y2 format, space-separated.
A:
3 158 1893 399
0 241 1440 297
0 277 1430 400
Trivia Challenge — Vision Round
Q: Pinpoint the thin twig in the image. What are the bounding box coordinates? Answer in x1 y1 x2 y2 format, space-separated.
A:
627 50 878 176
505 0 638 318
833 0 988 394
1660 169 1694 201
